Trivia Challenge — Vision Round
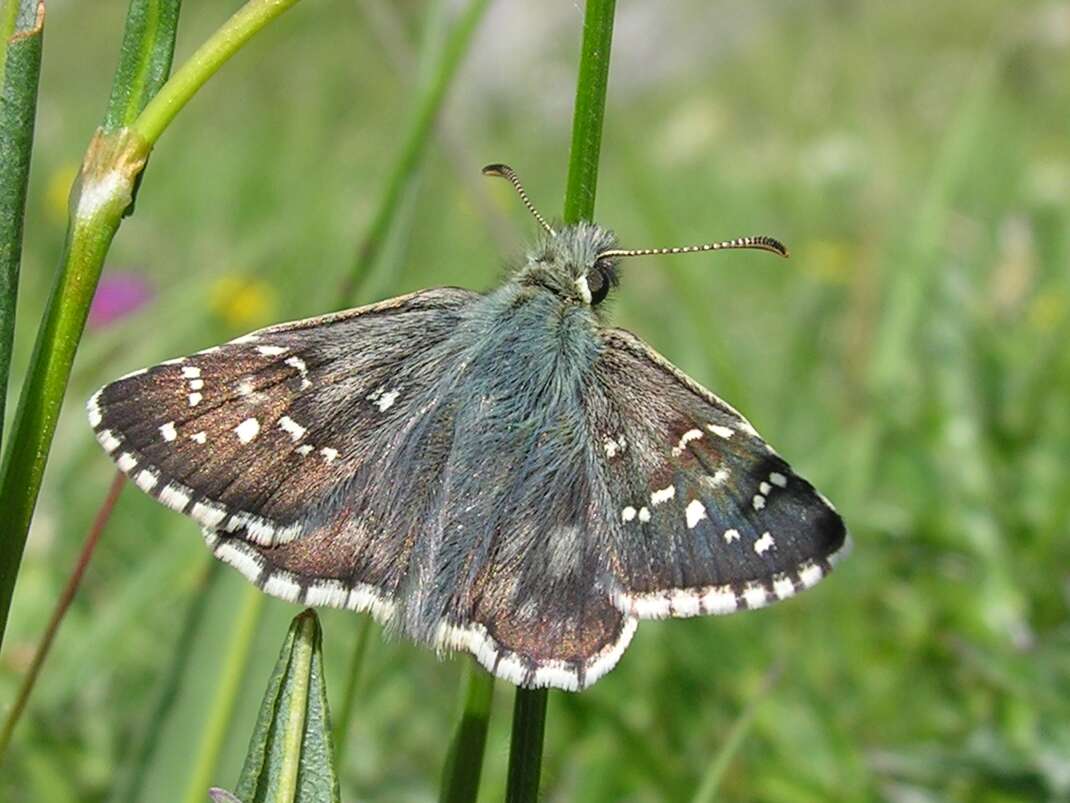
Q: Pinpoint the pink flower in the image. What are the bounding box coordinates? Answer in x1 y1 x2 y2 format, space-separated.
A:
88 273 154 329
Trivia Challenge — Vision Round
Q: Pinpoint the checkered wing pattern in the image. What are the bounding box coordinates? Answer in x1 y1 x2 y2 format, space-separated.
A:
88 288 479 546
592 329 850 618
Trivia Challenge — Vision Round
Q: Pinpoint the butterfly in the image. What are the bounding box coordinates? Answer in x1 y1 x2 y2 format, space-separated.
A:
87 164 849 691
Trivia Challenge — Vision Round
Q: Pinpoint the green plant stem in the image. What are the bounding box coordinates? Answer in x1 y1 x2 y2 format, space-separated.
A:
131 0 302 147
562 0 617 225
340 0 490 303
0 0 304 651
0 0 44 453
505 687 548 803
275 613 315 803
505 2 617 801
104 0 183 132
0 471 124 762
332 616 371 763
439 661 495 803
182 584 265 803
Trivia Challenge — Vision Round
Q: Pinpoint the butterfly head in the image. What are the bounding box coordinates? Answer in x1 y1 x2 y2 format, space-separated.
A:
524 220 620 306
482 162 791 309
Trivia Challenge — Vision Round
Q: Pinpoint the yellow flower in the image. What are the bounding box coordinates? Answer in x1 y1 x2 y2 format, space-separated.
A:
209 276 278 330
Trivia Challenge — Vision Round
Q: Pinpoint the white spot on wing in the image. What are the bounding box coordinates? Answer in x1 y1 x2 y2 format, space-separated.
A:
117 452 137 472
159 483 191 511
723 528 740 543
278 415 307 442
320 447 338 463
376 390 399 411
188 392 202 407
650 485 675 506
685 499 707 529
296 444 313 456
189 379 204 391
621 506 637 522
159 421 177 442
97 429 120 453
708 424 734 439
638 506 651 523
256 345 288 357
235 417 260 443
190 431 207 444
182 366 201 379
135 469 158 492
672 428 704 456
754 532 775 555
770 472 788 487
752 494 766 511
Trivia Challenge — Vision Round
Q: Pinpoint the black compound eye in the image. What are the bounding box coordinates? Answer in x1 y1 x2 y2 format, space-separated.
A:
586 262 613 305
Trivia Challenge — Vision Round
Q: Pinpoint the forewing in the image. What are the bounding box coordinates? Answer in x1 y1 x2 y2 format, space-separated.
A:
592 329 849 618
88 287 478 544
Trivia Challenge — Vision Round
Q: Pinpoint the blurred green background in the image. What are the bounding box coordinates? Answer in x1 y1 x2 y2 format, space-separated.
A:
3 0 1070 801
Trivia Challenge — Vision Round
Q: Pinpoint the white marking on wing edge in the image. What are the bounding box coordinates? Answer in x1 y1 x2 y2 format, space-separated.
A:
188 392 202 407
198 346 221 355
724 528 741 543
135 469 158 492
159 357 185 366
278 416 307 442
190 431 207 444
701 586 738 614
159 421 177 442
97 429 120 452
118 367 148 380
235 417 260 443
320 447 338 463
685 499 707 529
638 506 651 523
670 589 702 617
754 532 775 555
770 471 788 487
213 540 264 583
117 452 137 472
650 485 675 506
262 572 301 602
752 494 766 511
182 366 201 379
229 334 260 344
621 506 637 522
743 584 769 609
707 424 734 439
772 574 796 600
86 390 103 427
191 501 227 529
759 481 772 495
256 345 288 357
305 580 350 608
798 562 824 588
702 467 730 489
159 483 191 511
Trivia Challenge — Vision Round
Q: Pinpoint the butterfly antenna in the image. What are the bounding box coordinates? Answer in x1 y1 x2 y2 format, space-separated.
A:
482 163 556 236
599 235 790 260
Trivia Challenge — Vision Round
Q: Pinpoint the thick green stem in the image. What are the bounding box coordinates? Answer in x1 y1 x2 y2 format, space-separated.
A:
439 661 495 803
505 687 548 803
0 1 44 452
563 0 617 225
505 2 617 801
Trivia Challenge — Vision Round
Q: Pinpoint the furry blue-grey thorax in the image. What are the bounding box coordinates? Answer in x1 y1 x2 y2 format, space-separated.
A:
515 221 619 306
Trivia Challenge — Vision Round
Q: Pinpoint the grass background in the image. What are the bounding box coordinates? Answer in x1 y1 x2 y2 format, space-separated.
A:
3 0 1070 800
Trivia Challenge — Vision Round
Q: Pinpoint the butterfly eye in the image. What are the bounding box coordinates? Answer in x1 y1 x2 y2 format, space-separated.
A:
586 263 613 305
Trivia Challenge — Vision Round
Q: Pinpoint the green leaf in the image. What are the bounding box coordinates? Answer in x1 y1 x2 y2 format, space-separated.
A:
0 0 43 453
235 609 341 803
